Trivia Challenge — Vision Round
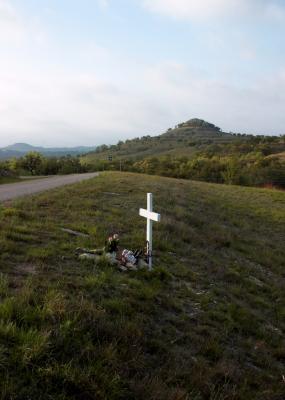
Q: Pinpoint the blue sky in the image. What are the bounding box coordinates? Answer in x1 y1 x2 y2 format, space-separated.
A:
0 0 285 146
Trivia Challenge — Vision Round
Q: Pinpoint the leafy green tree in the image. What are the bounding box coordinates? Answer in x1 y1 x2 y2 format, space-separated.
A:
58 156 85 174
20 152 44 175
41 157 60 175
222 158 241 185
0 161 16 177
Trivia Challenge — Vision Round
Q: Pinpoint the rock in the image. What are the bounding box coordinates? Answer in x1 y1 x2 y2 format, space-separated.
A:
249 276 264 288
118 265 128 272
105 252 119 266
62 228 89 237
79 254 100 262
126 263 138 271
137 259 149 269
102 192 120 196
79 251 121 267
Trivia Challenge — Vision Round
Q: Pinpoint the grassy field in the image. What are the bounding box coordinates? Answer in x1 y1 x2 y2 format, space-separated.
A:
0 177 22 185
0 172 284 399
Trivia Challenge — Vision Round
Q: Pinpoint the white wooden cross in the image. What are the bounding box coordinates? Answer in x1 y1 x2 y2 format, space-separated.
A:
139 193 161 270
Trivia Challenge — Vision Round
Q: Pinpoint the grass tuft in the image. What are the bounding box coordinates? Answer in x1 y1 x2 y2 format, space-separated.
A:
0 172 283 399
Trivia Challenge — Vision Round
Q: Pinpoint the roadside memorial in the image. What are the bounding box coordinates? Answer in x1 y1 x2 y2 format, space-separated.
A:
77 193 160 271
76 234 148 271
139 193 161 270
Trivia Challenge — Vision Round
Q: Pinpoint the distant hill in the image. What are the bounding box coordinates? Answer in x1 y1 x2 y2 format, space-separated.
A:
0 143 97 160
82 118 240 164
81 118 285 189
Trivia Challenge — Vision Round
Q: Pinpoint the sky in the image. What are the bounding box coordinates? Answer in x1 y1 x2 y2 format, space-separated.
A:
0 0 285 147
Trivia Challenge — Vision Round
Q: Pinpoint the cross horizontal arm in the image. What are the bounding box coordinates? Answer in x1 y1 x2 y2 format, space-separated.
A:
139 208 161 222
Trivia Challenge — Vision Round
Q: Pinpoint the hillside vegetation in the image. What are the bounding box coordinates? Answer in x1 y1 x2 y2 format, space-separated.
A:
82 119 285 189
0 153 87 180
0 172 284 399
83 119 236 163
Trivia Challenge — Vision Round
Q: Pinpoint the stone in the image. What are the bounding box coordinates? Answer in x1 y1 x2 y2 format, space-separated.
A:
102 192 121 196
105 252 119 266
118 265 128 272
62 228 89 237
137 259 149 269
79 253 100 262
126 263 138 271
249 276 264 288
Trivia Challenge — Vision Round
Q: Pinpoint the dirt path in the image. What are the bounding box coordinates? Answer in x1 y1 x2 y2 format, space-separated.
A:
0 173 99 202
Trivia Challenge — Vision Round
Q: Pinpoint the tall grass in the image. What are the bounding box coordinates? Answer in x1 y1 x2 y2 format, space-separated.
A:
0 172 284 399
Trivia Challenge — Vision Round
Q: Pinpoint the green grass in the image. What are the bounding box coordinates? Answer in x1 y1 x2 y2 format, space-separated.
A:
0 172 284 399
0 177 22 185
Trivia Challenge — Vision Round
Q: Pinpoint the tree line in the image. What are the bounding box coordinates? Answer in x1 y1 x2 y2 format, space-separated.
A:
0 152 87 177
86 135 285 189
86 152 285 189
1 141 284 190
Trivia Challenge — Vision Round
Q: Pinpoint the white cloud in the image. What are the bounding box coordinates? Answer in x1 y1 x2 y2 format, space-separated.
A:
143 0 240 20
97 0 109 9
142 0 285 21
0 68 167 147
264 2 285 21
0 0 26 44
1 60 284 148
0 1 284 147
0 0 47 46
140 62 285 135
240 47 256 61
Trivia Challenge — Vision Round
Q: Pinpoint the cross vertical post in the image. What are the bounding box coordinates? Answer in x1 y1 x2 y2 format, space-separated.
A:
139 193 161 271
147 193 153 270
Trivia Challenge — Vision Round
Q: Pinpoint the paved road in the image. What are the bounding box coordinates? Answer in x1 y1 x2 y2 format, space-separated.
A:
0 173 99 202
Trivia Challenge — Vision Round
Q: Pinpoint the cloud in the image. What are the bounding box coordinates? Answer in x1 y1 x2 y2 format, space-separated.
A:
97 0 109 9
1 60 284 148
0 0 26 44
141 62 285 135
0 1 284 147
240 46 256 61
264 2 285 20
142 0 285 21
0 67 167 147
0 0 47 46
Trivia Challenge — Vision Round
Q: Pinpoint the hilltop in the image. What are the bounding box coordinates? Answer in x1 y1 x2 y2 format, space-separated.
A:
82 119 285 189
0 172 284 399
163 118 223 136
83 119 237 163
0 143 97 160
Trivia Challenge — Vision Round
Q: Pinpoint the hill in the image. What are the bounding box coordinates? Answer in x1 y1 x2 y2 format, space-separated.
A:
0 143 97 160
0 172 284 399
82 119 285 189
83 119 237 164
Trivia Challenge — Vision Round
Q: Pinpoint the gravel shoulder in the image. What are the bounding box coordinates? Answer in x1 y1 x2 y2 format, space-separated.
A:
0 173 99 202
